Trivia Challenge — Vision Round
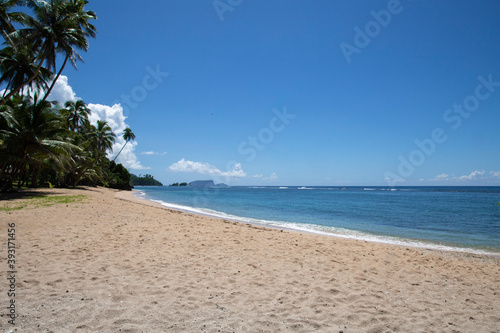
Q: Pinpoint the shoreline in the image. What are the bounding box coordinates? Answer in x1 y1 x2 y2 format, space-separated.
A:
126 189 500 258
2 186 499 332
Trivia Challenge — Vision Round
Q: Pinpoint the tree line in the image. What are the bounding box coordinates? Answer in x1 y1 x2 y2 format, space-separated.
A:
131 174 163 186
0 0 135 191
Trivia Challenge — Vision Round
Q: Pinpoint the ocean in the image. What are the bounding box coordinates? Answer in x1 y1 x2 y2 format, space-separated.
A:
133 186 500 255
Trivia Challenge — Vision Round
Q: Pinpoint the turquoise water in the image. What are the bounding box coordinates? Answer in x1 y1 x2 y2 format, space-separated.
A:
134 186 500 255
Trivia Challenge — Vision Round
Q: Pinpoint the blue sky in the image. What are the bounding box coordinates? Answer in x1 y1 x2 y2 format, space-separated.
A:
46 0 500 186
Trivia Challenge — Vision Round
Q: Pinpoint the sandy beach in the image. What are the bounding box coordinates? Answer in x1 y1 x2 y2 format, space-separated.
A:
0 186 499 332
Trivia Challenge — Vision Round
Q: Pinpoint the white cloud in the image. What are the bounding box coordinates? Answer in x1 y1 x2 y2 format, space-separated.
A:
168 159 247 178
384 176 405 184
87 103 149 170
46 75 78 104
252 174 263 178
455 170 485 181
88 103 127 134
36 75 149 170
424 170 497 183
430 173 450 181
3 75 78 105
141 151 167 156
490 171 500 179
264 172 278 181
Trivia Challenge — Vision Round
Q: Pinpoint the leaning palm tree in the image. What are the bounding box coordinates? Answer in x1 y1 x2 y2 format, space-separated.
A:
42 0 97 101
112 128 135 162
0 46 52 98
1 0 97 104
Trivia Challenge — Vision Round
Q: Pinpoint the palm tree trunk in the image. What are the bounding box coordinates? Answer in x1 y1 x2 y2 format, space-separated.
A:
72 154 100 187
112 141 128 162
42 55 68 102
72 163 93 187
2 76 14 98
32 165 40 188
13 161 24 188
0 57 45 106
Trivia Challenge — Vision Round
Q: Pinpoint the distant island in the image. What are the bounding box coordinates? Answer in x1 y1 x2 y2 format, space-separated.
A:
130 174 163 186
169 180 229 188
169 182 188 187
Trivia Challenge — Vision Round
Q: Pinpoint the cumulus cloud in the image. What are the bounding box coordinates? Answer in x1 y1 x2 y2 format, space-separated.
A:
42 75 149 170
3 75 78 104
46 75 78 104
88 103 149 170
430 173 450 181
168 159 247 178
88 103 127 134
455 170 485 181
424 170 497 183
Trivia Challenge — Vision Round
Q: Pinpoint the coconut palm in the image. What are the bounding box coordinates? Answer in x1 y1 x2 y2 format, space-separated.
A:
1 0 97 104
94 120 116 154
0 46 52 98
66 120 115 186
0 0 27 42
42 0 97 100
83 120 115 163
0 95 76 187
112 128 135 162
61 99 90 131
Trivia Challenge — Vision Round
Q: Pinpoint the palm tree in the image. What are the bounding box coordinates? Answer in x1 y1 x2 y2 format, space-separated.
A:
94 120 116 155
61 99 90 131
1 0 97 104
68 120 115 186
0 95 76 187
42 0 97 101
0 0 27 42
0 46 52 98
112 128 135 162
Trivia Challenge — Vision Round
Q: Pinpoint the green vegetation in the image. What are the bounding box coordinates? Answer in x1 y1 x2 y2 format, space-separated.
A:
108 161 132 190
0 194 86 211
0 1 133 191
112 127 136 162
131 174 163 186
169 182 188 187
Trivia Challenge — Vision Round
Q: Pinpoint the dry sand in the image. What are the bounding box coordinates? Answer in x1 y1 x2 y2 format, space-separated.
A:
0 186 499 332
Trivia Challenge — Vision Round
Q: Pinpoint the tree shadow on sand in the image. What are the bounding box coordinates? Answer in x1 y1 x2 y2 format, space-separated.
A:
0 186 98 202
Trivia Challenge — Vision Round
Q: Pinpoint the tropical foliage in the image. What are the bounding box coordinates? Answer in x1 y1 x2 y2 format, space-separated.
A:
0 1 132 191
131 174 163 186
112 127 135 162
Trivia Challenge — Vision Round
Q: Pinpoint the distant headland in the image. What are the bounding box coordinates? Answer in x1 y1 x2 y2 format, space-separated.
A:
169 180 229 188
130 174 163 186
